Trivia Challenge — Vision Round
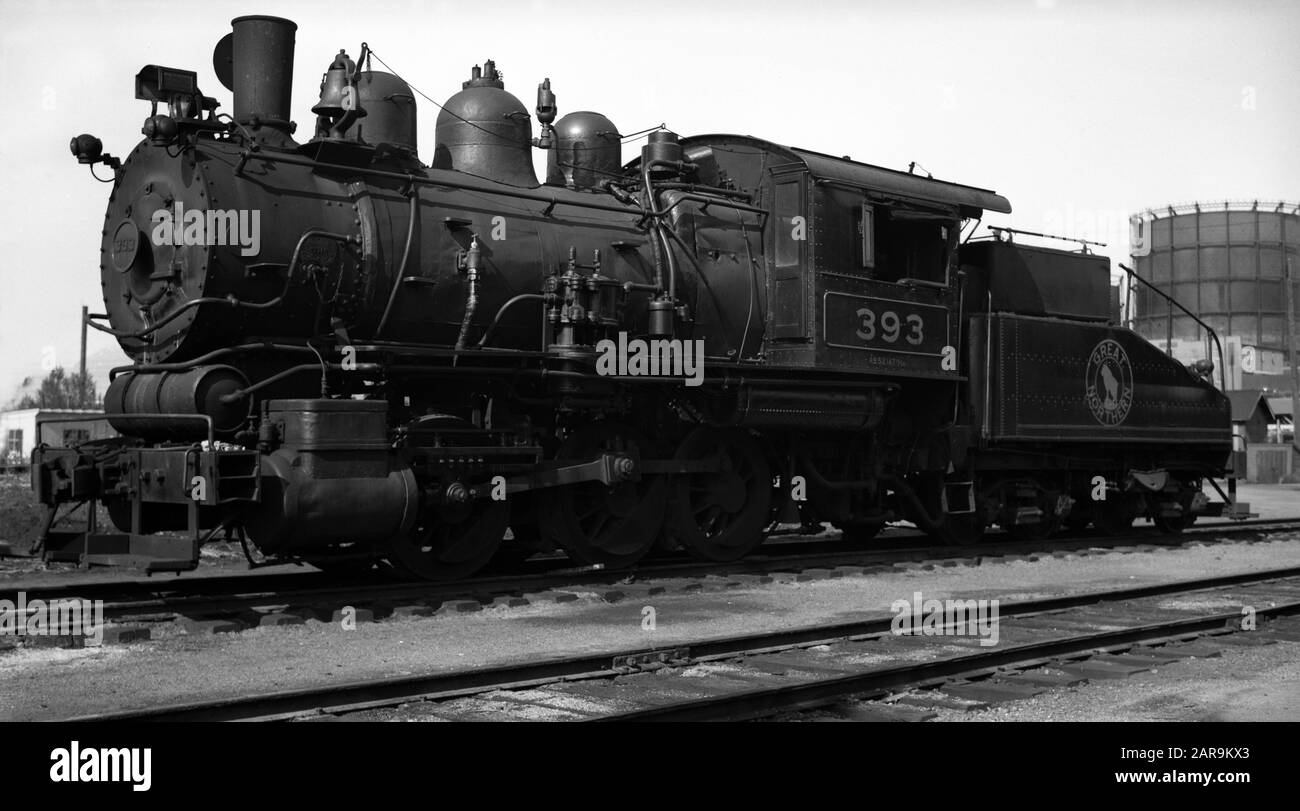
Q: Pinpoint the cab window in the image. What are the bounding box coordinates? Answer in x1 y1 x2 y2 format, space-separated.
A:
871 208 954 286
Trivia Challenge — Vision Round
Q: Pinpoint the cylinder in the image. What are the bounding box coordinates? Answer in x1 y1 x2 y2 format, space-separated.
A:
240 399 418 552
105 365 249 439
231 15 297 129
243 452 418 551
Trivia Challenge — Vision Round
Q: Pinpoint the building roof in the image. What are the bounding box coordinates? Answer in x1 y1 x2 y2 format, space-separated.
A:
1267 397 1294 418
1227 391 1273 422
0 408 105 417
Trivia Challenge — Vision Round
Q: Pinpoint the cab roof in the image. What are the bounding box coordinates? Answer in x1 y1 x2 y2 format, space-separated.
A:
641 134 1013 215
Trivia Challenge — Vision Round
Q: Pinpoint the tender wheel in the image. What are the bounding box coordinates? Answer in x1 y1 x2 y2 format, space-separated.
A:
1150 488 1199 534
538 423 666 568
665 428 772 562
304 553 378 576
1154 511 1197 534
911 472 986 546
1094 498 1138 535
386 497 508 581
1062 512 1092 532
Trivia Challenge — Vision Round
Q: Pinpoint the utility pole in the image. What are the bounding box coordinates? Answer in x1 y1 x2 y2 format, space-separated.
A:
79 304 89 408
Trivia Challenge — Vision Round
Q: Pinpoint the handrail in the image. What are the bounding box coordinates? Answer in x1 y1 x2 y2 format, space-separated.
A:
1118 263 1226 392
87 229 356 343
244 150 641 217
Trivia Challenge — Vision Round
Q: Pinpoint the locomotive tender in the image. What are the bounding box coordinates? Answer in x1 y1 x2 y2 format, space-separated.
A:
36 15 1235 578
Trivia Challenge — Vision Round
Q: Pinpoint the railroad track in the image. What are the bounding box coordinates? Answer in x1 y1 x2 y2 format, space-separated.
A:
69 564 1300 721
4 516 1300 637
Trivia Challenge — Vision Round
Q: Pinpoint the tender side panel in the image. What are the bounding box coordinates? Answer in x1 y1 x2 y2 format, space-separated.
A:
970 313 1230 445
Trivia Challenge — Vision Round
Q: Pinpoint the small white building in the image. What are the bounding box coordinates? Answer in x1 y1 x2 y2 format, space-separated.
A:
0 409 117 466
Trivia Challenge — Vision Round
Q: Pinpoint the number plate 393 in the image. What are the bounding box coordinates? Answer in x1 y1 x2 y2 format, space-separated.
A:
823 292 948 356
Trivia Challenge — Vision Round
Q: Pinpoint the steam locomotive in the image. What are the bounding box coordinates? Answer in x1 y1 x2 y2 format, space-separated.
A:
35 14 1235 578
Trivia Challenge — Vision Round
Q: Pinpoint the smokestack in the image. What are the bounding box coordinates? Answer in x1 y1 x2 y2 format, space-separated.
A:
231 15 297 134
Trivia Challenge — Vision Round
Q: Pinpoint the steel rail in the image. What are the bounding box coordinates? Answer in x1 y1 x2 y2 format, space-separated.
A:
596 599 1300 722
64 565 1300 722
8 517 1300 623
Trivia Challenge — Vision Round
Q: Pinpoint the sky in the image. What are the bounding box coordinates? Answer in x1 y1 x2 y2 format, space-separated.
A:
1 0 1297 402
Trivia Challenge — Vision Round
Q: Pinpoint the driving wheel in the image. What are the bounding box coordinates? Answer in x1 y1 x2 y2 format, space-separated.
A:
664 427 772 562
538 422 666 568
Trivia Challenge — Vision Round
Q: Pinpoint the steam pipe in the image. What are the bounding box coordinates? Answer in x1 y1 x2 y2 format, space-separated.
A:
651 192 768 221
455 273 479 351
652 182 753 201
109 341 317 380
454 236 483 354
477 294 545 348
642 160 675 303
646 218 667 295
375 188 420 338
218 362 382 403
656 226 677 304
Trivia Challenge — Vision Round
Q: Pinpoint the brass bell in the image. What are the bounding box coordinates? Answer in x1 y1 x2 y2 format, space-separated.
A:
312 50 366 118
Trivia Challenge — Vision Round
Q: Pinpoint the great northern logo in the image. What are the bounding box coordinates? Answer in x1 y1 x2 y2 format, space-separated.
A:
1085 339 1133 426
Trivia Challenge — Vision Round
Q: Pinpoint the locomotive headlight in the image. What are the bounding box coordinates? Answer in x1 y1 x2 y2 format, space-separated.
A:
141 114 178 145
70 132 121 174
69 133 103 163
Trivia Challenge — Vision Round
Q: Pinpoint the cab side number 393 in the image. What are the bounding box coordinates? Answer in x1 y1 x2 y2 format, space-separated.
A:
855 307 923 345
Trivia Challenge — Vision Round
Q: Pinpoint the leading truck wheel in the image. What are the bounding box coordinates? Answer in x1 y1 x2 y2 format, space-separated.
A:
538 423 666 569
386 497 508 582
664 428 772 562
